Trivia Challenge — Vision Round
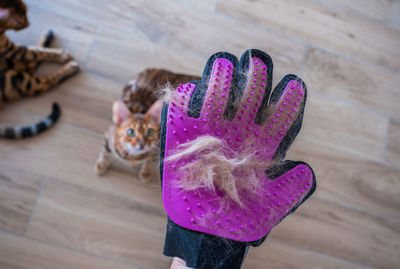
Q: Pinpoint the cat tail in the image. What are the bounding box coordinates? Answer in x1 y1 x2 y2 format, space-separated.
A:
0 103 61 139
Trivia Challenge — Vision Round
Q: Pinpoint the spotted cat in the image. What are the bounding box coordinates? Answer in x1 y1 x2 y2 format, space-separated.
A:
95 68 200 181
0 0 79 139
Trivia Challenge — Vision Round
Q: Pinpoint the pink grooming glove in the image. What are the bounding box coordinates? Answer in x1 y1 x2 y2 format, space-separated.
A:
160 50 316 242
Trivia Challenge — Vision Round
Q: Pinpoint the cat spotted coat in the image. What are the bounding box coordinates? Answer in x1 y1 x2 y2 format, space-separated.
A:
0 0 79 139
95 68 200 181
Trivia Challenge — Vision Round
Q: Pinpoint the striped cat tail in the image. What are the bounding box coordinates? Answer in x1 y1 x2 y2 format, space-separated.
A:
0 103 61 139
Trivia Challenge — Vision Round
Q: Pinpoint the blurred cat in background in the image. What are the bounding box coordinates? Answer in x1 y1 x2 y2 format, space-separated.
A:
0 0 79 139
95 68 200 181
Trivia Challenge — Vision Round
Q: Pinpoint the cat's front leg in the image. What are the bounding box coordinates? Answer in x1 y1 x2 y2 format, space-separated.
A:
139 157 157 182
25 46 74 63
95 142 112 175
24 61 79 94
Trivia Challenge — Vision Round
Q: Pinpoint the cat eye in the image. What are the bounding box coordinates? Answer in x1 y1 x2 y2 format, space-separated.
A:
126 128 135 137
147 128 154 136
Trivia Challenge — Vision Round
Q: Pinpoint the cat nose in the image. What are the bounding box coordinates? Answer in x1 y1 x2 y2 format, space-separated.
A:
139 141 145 149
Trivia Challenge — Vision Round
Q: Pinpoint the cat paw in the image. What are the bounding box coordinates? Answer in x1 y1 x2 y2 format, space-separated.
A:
61 52 74 63
95 161 109 175
64 61 80 75
139 171 153 182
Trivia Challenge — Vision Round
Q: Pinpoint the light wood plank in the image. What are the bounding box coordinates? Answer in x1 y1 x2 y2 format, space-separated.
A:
301 93 388 161
288 139 400 219
270 197 400 268
31 0 306 82
386 120 400 168
0 168 41 234
182 0 217 12
216 0 400 72
243 240 364 269
0 231 134 269
85 26 203 83
94 0 306 82
315 0 400 30
26 180 170 269
26 0 117 26
303 48 400 120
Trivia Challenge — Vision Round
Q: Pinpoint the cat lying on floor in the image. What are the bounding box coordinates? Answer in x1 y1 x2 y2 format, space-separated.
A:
0 0 79 139
95 68 200 181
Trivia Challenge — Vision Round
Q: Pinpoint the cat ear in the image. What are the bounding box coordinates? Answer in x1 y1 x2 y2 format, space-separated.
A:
0 7 10 20
112 100 131 125
0 5 29 31
145 101 163 124
0 8 10 31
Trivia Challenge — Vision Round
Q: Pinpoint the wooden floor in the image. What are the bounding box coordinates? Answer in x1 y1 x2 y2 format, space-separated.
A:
1 0 400 268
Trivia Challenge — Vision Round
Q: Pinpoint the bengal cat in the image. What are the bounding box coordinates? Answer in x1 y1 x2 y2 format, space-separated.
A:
0 0 79 139
95 68 200 181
